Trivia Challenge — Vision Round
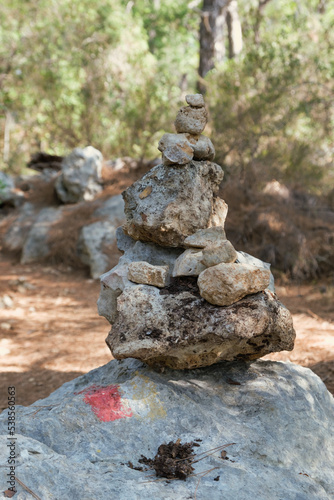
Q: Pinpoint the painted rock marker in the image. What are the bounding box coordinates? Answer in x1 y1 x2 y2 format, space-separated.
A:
77 385 133 422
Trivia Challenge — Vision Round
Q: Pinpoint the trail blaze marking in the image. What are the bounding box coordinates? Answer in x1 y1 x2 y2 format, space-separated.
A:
77 385 132 422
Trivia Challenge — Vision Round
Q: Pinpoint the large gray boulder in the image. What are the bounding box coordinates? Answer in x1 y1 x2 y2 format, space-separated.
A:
21 207 63 264
0 172 25 207
3 203 37 252
55 146 103 203
122 161 225 247
77 195 125 279
0 359 333 499
107 284 295 369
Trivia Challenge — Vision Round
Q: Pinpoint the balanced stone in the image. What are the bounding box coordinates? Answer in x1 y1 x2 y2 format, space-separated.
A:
174 106 208 135
201 240 237 267
187 134 215 161
185 93 205 107
186 94 205 108
158 133 215 163
158 134 194 166
198 262 271 306
172 249 206 277
122 161 224 247
98 92 296 371
128 261 169 288
184 226 226 248
108 284 295 369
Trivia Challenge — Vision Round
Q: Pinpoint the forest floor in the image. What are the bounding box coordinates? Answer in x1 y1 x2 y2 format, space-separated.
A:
0 254 333 411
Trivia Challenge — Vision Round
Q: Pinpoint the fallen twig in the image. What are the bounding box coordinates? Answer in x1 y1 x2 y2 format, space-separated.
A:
194 467 219 500
26 404 59 417
14 476 42 500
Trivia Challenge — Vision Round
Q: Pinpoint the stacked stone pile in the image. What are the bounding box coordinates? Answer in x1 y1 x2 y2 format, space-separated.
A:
98 94 295 369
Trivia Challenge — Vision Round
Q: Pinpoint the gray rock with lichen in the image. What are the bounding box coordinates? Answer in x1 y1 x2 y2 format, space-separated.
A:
122 161 224 247
0 359 333 499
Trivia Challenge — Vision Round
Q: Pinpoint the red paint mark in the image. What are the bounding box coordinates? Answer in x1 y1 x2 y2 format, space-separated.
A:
76 385 132 422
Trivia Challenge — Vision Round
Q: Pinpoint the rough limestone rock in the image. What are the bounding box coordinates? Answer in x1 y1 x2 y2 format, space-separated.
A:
108 283 295 368
128 261 169 288
201 240 237 267
184 226 226 248
158 133 194 165
198 263 271 307
21 207 63 264
122 161 224 247
2 359 332 499
55 146 103 203
210 197 228 226
98 227 183 324
77 195 125 279
185 93 205 107
158 133 215 163
172 249 206 277
174 105 208 135
236 250 275 293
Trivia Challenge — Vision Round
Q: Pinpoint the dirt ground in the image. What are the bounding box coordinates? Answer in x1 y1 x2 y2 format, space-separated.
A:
0 254 333 411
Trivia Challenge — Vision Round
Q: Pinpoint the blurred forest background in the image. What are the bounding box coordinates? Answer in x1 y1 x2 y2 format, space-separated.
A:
1 0 333 189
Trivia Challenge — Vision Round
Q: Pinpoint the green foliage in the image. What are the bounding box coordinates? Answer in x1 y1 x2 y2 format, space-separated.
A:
0 0 198 172
1 0 333 197
206 0 334 194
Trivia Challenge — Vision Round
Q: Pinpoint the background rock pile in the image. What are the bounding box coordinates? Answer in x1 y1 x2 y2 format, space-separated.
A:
98 95 295 369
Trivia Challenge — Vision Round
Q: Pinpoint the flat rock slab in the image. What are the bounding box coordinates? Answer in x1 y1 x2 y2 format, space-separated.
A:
108 278 295 369
122 161 224 247
0 359 333 499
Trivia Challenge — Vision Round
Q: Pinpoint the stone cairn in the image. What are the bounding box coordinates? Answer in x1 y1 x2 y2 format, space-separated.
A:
98 94 295 369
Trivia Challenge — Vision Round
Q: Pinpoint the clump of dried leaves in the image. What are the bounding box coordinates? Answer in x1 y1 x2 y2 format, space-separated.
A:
139 439 197 480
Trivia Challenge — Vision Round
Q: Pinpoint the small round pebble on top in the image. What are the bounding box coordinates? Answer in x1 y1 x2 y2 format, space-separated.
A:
185 94 205 108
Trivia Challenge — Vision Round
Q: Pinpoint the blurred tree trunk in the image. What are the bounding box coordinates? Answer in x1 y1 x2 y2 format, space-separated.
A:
226 1 243 58
198 0 232 92
254 0 272 45
198 0 243 92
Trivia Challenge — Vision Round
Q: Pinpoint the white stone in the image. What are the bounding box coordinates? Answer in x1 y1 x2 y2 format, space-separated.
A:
128 261 169 288
209 197 228 227
198 262 271 306
172 249 206 277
